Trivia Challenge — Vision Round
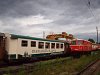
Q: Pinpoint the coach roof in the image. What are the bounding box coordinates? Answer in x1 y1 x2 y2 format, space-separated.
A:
11 34 68 43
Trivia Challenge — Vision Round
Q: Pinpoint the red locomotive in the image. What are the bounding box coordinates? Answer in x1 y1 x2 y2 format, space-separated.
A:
70 39 93 56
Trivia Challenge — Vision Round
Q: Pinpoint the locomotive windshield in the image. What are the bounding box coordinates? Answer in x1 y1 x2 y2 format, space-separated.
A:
71 40 83 45
71 41 76 45
77 40 83 45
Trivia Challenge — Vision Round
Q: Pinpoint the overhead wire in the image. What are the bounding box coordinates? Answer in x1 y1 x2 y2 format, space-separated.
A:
87 0 95 17
85 0 98 20
80 0 99 28
81 0 100 42
80 0 99 23
86 0 100 31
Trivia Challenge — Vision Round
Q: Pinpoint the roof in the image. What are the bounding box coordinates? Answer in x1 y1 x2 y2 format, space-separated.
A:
11 34 68 43
72 39 92 43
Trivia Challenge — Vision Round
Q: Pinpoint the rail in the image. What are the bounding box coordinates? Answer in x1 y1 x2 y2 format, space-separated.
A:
77 59 100 75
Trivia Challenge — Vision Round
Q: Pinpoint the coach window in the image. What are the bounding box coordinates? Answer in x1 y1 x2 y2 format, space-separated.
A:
51 43 55 49
21 40 28 47
61 44 63 49
31 41 36 47
38 42 44 49
45 42 50 49
56 43 59 48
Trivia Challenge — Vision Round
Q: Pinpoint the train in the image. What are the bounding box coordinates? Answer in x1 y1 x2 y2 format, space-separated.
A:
70 39 99 57
0 32 99 63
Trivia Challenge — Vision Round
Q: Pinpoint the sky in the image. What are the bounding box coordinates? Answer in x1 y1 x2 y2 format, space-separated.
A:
0 0 100 42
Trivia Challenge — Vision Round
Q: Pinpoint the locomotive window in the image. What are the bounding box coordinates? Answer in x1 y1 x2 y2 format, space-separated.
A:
38 42 44 49
51 43 55 49
21 40 28 47
77 41 83 45
56 43 59 48
71 41 76 45
45 42 50 49
31 41 36 47
61 44 63 48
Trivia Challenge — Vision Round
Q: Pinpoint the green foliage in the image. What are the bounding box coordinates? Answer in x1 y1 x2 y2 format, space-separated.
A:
88 38 95 43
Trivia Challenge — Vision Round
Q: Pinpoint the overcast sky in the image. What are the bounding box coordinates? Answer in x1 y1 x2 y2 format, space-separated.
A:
0 0 100 42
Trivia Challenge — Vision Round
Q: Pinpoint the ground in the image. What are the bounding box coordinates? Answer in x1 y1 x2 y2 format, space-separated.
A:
0 51 100 75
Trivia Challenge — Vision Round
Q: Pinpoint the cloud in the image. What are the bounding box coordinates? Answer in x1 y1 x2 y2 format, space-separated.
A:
0 0 100 42
0 20 3 25
75 32 100 42
14 14 53 25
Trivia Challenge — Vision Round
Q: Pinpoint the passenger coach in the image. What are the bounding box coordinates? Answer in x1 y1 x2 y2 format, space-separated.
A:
0 33 70 61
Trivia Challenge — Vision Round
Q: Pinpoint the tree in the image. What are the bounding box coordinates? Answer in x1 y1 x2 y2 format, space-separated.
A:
88 38 95 43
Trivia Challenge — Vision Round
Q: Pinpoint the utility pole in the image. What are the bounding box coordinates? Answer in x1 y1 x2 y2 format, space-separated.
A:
96 26 98 44
43 31 45 39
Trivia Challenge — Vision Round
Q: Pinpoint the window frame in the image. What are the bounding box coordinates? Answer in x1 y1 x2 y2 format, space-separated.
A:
45 42 50 49
71 41 76 45
51 43 55 49
61 43 64 49
31 41 36 47
21 40 28 47
56 43 59 49
38 42 44 49
77 40 83 45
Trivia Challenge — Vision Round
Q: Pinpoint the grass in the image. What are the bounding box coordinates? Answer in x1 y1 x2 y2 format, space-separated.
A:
1 51 100 75
97 72 100 75
30 52 100 75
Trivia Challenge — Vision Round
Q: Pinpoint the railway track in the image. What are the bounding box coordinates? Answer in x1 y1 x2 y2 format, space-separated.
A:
77 59 100 75
0 54 68 68
0 55 68 75
0 64 37 75
0 56 60 68
0 54 99 75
